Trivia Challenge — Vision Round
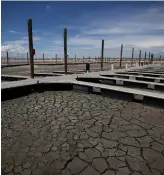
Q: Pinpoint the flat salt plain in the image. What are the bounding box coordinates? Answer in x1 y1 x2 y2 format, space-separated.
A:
1 61 129 78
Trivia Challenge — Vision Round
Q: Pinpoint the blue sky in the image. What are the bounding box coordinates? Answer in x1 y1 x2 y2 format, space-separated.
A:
1 1 164 58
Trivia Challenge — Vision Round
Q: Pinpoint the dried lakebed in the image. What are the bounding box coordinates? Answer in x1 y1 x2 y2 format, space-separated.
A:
1 91 164 175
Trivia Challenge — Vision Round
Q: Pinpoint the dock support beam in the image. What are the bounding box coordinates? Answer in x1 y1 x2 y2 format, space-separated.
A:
28 18 34 78
101 40 104 70
64 28 68 75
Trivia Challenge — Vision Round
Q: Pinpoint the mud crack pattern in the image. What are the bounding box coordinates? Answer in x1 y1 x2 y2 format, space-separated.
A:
1 91 164 175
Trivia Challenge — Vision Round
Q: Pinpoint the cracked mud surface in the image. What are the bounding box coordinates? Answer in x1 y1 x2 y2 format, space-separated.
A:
1 91 164 175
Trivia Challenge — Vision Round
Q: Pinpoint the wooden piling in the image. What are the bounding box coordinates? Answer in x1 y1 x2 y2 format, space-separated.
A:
151 54 154 64
139 50 141 66
144 51 146 63
101 40 104 70
43 53 44 62
64 28 67 74
55 54 57 64
131 48 134 67
7 51 9 65
148 52 151 63
119 44 123 68
27 52 29 63
28 18 34 78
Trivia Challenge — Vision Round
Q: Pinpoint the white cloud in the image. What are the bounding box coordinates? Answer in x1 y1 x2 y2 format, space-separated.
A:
1 44 26 58
1 44 24 52
81 6 164 36
1 36 41 58
48 34 164 58
46 5 51 11
21 36 41 41
46 5 50 8
2 4 164 58
67 35 164 49
33 30 40 33
62 5 164 57
8 30 24 35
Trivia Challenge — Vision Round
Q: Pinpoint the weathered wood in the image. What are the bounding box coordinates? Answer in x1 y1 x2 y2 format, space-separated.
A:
139 50 141 66
27 52 29 63
131 48 134 67
64 28 67 74
119 44 123 68
43 53 44 62
7 51 9 65
144 51 146 63
101 40 104 70
28 18 34 78
56 54 57 64
151 53 154 64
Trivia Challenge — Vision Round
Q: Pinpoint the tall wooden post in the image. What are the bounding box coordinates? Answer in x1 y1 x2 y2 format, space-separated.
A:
28 18 34 78
88 56 91 62
149 52 150 63
144 51 146 63
43 53 44 62
151 54 154 64
64 28 67 75
119 44 123 68
83 56 84 63
75 54 76 63
56 54 57 64
27 52 29 63
101 39 104 70
7 51 9 65
160 55 161 62
139 50 141 66
131 48 134 67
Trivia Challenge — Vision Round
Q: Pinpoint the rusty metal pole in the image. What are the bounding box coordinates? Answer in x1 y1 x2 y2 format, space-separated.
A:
119 44 123 68
131 48 134 67
28 18 34 78
139 50 141 66
64 28 67 75
6 51 9 65
101 39 104 70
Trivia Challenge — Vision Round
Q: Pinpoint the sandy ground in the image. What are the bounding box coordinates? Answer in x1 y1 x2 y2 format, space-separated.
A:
1 62 126 77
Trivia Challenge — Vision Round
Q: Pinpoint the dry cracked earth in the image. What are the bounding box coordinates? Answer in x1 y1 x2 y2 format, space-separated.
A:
1 91 164 175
